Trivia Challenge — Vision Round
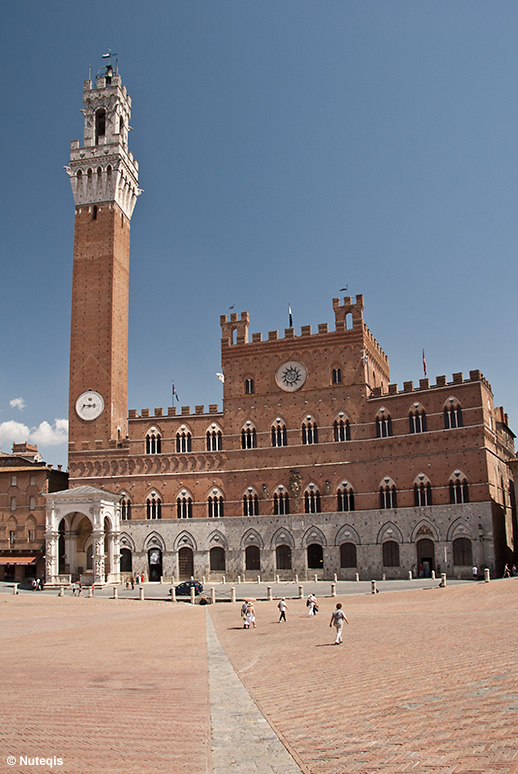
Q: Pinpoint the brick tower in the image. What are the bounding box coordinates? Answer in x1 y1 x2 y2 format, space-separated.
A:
66 62 139 451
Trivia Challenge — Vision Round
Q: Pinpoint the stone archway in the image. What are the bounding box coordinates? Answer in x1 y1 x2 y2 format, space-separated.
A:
44 486 121 586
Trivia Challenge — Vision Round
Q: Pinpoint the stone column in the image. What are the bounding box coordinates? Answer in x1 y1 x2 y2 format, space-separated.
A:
44 530 60 584
64 530 77 576
92 530 106 585
106 531 121 584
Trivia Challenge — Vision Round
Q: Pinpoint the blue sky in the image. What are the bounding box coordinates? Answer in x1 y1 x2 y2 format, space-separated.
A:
1 1 517 467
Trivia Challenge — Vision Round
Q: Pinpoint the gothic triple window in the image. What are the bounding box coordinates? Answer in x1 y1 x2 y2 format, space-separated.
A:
146 494 162 520
207 494 224 518
409 406 427 434
177 493 193 519
337 485 355 512
243 492 259 517
304 487 321 514
380 482 397 509
450 475 469 504
302 418 318 445
444 399 463 429
146 430 162 454
176 429 192 453
334 418 351 442
121 497 132 520
414 482 432 507
273 489 290 515
206 427 223 451
376 411 393 438
241 425 257 449
271 421 288 447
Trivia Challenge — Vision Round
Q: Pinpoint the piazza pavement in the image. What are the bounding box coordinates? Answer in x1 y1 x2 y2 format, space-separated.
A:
0 578 517 774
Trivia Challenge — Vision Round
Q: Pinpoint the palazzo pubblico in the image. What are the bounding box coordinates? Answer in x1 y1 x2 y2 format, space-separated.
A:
42 65 516 587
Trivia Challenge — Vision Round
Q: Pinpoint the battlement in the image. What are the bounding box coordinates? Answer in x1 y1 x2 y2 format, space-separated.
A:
128 404 221 420
367 370 492 400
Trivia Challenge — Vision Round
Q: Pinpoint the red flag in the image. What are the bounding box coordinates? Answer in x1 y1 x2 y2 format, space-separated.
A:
422 349 427 377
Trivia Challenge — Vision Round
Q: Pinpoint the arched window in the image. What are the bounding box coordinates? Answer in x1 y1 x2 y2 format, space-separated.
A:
271 421 288 447
95 108 106 144
276 544 292 570
383 541 400 567
414 482 432 506
207 493 224 518
176 430 192 453
380 481 397 509
146 431 161 454
120 548 132 573
92 205 98 221
210 547 226 571
121 498 132 520
241 425 257 449
450 476 469 504
206 427 222 451
334 418 351 442
307 544 324 569
146 494 162 520
453 537 473 566
244 378 254 395
376 411 393 438
273 489 290 515
340 543 357 568
304 487 321 514
302 418 318 445
245 545 260 571
444 399 463 429
332 368 342 384
337 484 355 512
243 492 259 516
409 407 427 433
177 494 193 519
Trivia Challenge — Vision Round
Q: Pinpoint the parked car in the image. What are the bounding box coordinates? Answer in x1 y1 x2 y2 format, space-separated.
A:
175 580 203 596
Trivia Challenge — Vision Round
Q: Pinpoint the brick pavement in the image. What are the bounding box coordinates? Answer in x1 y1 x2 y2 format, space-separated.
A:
0 596 210 774
209 580 518 774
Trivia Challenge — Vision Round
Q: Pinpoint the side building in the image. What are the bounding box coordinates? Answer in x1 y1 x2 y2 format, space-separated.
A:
0 443 68 582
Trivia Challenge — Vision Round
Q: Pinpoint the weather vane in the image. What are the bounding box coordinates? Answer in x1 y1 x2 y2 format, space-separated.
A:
96 49 118 80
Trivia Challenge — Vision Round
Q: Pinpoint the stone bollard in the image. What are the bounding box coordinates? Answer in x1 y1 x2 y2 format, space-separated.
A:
276 575 280 584
355 573 359 582
190 587 196 604
88 587 93 598
237 575 241 584
295 574 299 584
431 570 436 580
314 574 318 583
267 586 273 601
139 587 145 601
221 575 226 584
210 587 216 604
440 573 447 588
12 584 18 595
371 580 377 594
382 574 386 582
112 587 118 599
170 586 176 602
409 571 413 580
231 587 236 603
257 575 260 584
298 585 304 599
202 576 206 586
484 568 491 583
331 582 336 597
333 573 337 583
160 576 163 584
58 587 64 597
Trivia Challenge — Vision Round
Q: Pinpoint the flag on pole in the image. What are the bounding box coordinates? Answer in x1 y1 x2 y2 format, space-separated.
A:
172 381 180 403
422 349 427 377
288 303 293 328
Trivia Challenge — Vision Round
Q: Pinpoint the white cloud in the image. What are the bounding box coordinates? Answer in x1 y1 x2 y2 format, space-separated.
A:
0 418 68 450
10 397 26 411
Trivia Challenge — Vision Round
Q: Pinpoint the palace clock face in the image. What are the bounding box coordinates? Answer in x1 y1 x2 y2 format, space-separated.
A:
275 361 307 392
75 390 105 421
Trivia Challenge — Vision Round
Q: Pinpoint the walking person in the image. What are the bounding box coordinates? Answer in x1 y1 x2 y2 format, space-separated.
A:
244 602 256 629
240 600 249 628
307 594 317 616
277 598 288 622
329 602 349 645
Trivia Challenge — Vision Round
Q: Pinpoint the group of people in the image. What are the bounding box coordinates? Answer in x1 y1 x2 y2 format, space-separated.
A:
31 578 43 591
241 594 349 645
124 574 145 589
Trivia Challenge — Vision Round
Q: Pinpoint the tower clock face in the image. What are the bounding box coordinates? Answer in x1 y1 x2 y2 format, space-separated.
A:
75 390 104 421
275 361 307 392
